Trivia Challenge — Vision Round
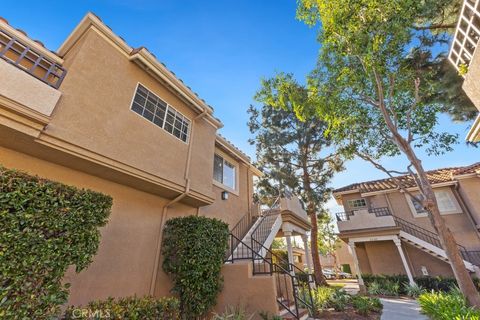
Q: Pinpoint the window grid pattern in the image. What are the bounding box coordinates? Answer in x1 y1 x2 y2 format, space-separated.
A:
449 0 480 72
131 84 190 142
213 154 236 190
347 199 367 209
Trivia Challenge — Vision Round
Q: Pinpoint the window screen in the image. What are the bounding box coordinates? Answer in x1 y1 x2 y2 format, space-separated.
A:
130 84 190 142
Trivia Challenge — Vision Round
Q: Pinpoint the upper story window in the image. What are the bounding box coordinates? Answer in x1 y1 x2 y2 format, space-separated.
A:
213 154 236 190
130 84 190 142
406 189 462 217
347 198 367 209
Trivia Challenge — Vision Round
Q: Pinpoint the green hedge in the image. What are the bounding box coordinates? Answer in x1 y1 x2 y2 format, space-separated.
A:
162 216 229 318
362 274 480 294
418 290 480 320
63 296 180 319
0 167 112 319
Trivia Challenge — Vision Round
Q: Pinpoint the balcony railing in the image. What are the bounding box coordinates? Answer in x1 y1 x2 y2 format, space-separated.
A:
0 29 66 89
335 207 391 221
449 0 480 71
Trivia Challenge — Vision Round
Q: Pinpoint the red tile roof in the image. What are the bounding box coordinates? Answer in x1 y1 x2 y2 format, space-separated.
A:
334 162 480 194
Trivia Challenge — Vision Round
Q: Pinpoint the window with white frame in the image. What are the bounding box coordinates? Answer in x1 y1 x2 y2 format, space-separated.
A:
130 84 190 142
347 198 367 209
406 189 461 217
213 154 236 190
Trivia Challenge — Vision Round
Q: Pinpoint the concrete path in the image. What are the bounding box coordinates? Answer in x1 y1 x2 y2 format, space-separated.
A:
380 298 427 320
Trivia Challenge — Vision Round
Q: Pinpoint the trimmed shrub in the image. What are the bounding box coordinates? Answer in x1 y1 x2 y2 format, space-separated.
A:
404 283 426 298
418 290 480 320
0 167 112 319
351 296 383 316
362 274 480 294
63 296 180 319
162 216 229 318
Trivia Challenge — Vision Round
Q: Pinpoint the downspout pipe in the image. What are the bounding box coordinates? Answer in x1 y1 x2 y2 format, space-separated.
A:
149 108 208 295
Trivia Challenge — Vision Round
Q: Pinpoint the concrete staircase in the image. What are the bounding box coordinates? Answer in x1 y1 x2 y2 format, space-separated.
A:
393 216 477 272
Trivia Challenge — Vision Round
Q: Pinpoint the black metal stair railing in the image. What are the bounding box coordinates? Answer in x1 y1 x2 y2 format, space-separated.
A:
226 233 315 320
393 215 480 266
225 210 259 261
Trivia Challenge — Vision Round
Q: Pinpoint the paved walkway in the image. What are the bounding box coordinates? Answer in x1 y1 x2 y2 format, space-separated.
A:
380 298 427 320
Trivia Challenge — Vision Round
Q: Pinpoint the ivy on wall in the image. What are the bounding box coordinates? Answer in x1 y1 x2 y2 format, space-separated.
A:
162 216 229 319
0 167 112 319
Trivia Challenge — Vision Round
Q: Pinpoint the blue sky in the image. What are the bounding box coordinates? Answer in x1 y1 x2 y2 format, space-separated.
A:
4 1 478 212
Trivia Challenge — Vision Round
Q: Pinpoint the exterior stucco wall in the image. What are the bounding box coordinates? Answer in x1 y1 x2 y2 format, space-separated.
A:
216 262 278 320
355 243 372 275
340 192 368 212
0 146 201 305
458 177 480 226
404 243 454 277
51 28 216 199
385 187 480 249
364 241 405 275
463 47 480 110
200 163 253 229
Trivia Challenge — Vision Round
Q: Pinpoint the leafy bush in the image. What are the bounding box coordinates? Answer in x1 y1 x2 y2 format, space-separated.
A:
162 216 229 318
272 249 289 271
367 281 382 295
404 283 425 298
362 274 479 294
328 289 351 311
0 167 112 319
63 296 179 319
418 290 480 320
351 296 383 316
213 306 254 320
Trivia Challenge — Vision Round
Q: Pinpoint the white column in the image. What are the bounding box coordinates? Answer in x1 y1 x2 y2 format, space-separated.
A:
301 233 316 288
393 237 415 285
285 231 295 275
349 241 366 293
301 234 313 275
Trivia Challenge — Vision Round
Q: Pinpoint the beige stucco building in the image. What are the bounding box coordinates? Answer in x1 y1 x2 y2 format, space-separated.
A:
449 0 480 142
333 163 480 289
0 13 313 319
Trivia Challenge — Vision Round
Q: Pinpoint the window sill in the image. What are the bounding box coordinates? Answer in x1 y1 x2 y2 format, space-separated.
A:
213 179 239 196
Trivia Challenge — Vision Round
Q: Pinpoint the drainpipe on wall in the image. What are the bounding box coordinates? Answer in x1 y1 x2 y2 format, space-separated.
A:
148 108 208 295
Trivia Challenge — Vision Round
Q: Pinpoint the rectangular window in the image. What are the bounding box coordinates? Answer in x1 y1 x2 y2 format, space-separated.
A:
213 154 236 190
347 199 367 209
130 84 190 142
407 189 461 217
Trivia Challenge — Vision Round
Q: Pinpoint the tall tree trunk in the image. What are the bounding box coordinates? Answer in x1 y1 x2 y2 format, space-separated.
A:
302 163 328 286
406 149 480 307
309 208 328 286
372 71 480 307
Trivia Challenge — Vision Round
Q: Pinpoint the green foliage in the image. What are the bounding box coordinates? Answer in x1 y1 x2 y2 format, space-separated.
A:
458 63 469 77
162 216 229 318
418 290 480 320
366 280 399 296
249 73 344 208
351 296 383 316
342 264 352 274
272 249 289 271
0 166 112 319
404 283 426 298
63 296 180 319
362 274 480 294
213 306 254 320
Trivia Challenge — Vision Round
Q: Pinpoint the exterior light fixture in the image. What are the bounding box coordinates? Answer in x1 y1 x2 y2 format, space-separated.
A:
221 191 229 200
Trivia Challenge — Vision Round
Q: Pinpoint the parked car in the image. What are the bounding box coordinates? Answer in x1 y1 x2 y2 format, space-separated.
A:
322 269 336 280
338 271 352 279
